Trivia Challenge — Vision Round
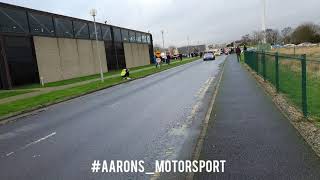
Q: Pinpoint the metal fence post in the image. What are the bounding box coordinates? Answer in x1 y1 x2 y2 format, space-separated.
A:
275 52 279 93
256 52 259 73
246 51 249 67
250 52 253 69
262 51 266 81
301 54 307 117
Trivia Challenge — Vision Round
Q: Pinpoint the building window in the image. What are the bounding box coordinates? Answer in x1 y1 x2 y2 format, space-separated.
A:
101 25 111 41
54 17 73 38
129 31 136 43
141 33 147 43
0 7 29 33
113 27 122 42
28 12 55 36
89 23 102 40
136 32 142 43
146 34 151 44
73 21 89 39
121 29 129 42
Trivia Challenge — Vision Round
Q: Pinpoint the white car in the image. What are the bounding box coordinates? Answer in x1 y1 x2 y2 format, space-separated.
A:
203 53 215 61
214 50 221 56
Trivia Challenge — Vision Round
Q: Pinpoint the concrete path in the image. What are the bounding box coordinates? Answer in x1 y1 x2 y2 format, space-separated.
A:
0 60 183 105
195 55 320 180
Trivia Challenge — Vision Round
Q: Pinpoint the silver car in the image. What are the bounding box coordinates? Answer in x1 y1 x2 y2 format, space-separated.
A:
203 53 215 61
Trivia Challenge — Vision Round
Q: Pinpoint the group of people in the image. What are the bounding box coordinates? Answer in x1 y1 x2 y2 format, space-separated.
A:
235 45 247 63
153 53 183 68
121 46 247 80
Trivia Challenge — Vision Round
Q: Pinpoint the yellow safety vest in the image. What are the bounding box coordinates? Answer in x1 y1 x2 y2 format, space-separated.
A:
121 69 126 76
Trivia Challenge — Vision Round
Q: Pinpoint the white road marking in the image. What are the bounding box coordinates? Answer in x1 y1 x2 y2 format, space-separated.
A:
6 152 14 157
21 132 56 150
145 172 155 175
3 132 56 158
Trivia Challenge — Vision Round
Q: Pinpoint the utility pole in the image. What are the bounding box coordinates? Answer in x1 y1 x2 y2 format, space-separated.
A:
187 36 190 57
90 9 104 82
262 0 267 43
161 30 165 52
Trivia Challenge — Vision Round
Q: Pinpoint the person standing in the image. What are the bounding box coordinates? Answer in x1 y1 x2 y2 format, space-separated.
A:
156 57 161 68
166 54 171 65
153 55 156 65
236 46 241 63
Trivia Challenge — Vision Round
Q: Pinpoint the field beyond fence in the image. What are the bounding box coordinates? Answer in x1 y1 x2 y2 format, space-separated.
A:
244 50 320 120
271 45 320 59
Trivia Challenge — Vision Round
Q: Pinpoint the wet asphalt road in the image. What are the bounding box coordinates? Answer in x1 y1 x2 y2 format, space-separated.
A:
195 55 320 180
0 57 225 180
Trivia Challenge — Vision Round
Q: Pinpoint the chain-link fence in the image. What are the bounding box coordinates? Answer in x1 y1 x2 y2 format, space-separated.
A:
244 51 308 117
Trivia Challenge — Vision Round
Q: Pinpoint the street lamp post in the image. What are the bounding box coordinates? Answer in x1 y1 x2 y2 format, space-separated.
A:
262 0 267 43
90 9 104 82
187 36 190 57
161 30 165 52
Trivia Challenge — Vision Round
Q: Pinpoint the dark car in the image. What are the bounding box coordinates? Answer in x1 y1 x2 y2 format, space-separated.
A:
203 52 215 61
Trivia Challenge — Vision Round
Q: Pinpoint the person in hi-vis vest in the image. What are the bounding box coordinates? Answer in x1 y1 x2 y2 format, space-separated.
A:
121 68 130 80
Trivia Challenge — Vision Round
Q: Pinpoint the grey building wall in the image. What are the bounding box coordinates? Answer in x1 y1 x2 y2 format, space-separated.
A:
124 43 150 68
178 45 206 54
34 36 108 83
77 39 96 76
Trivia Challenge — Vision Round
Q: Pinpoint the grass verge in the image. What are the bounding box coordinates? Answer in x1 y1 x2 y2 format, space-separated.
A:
0 90 35 100
247 57 320 121
15 59 190 89
0 57 199 119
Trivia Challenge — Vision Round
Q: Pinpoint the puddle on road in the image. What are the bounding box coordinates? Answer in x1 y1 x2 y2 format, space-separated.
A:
163 76 215 159
141 59 225 179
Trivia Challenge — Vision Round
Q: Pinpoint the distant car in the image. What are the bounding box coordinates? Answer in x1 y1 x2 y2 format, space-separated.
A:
214 51 221 56
284 44 296 48
203 53 215 61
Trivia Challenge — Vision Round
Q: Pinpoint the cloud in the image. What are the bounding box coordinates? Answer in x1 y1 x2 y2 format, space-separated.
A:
2 0 320 47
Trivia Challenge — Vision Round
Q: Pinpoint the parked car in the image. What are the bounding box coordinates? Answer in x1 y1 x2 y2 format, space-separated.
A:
284 44 296 48
203 52 215 61
297 42 318 47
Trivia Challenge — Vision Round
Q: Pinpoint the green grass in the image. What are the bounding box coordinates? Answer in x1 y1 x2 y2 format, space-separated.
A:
0 90 35 100
14 59 192 89
0 57 199 118
247 55 320 120
15 70 124 89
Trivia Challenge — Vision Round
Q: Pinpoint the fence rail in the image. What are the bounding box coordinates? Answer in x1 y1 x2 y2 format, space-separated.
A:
244 51 309 117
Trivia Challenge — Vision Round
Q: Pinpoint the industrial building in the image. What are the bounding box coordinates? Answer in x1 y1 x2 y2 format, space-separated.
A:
0 2 153 89
177 45 206 55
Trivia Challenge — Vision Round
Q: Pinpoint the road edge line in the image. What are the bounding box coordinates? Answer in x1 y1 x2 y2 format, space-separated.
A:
186 56 227 180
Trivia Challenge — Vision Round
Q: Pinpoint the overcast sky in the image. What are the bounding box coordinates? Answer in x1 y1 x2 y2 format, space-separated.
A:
3 0 320 47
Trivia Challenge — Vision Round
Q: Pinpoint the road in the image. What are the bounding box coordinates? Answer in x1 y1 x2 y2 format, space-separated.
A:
0 56 225 179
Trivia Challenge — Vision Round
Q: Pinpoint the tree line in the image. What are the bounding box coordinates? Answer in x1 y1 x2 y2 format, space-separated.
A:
240 22 320 46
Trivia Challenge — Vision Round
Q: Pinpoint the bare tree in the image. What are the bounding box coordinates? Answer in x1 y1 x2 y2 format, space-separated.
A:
252 31 263 45
265 29 280 45
241 34 251 45
281 27 293 43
